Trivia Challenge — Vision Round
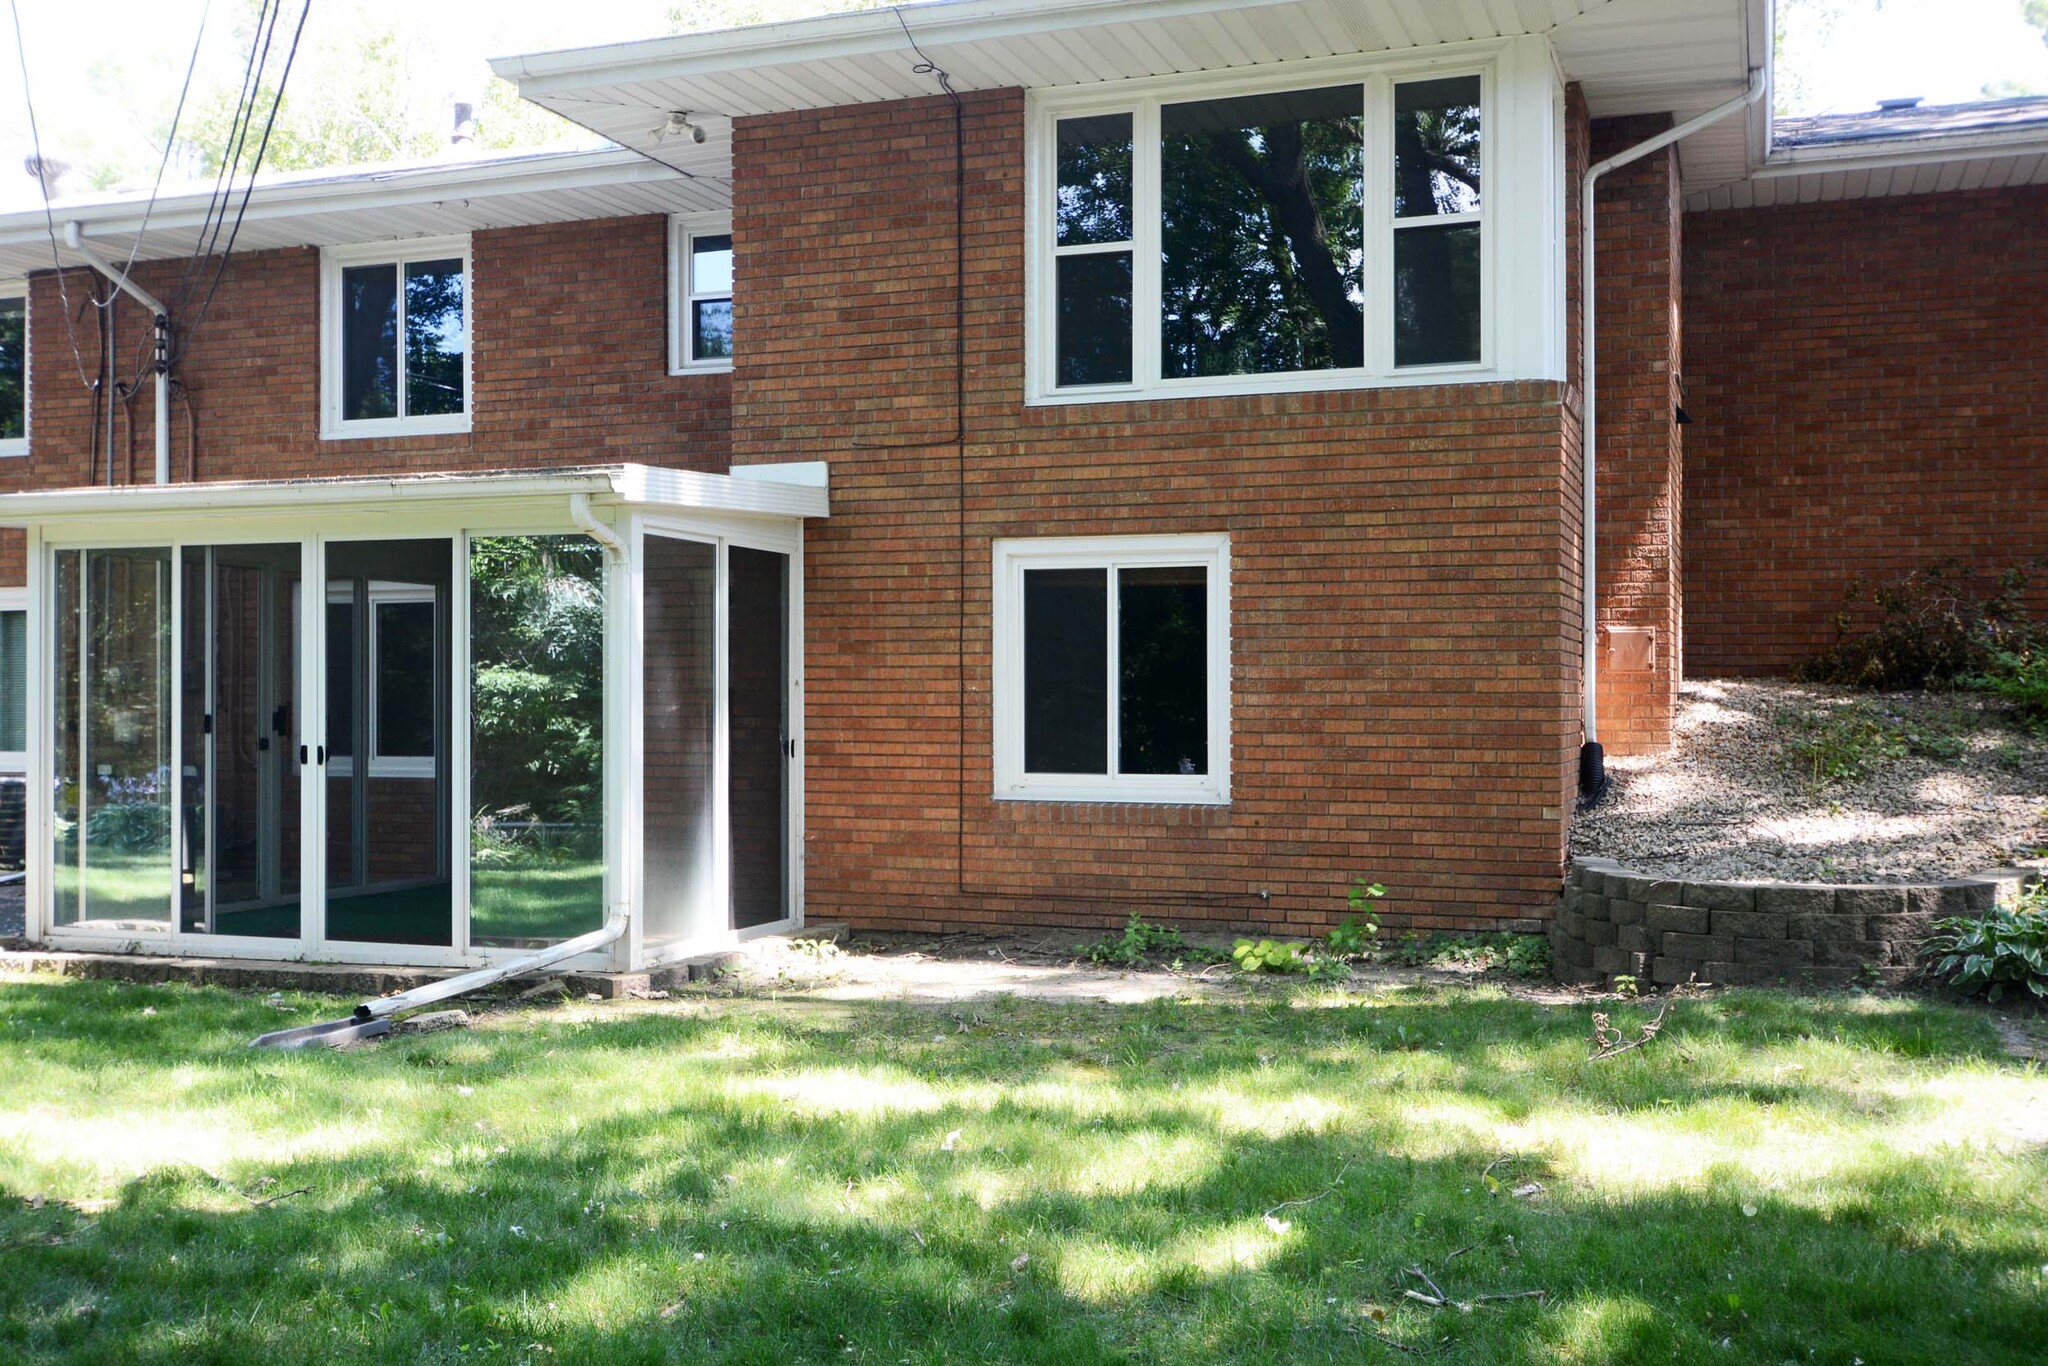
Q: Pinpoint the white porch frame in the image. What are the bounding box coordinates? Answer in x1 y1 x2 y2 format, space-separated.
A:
5 463 825 972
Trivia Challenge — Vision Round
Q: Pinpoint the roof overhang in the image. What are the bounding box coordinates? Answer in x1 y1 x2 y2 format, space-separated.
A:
0 148 709 281
0 462 829 530
494 0 1769 199
1694 98 2048 210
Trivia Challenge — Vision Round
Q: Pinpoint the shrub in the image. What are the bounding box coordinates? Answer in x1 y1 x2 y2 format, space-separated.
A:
1918 884 2048 1004
1077 914 1187 968
1795 562 2034 690
1967 645 2048 726
1326 880 1386 958
1231 938 1308 974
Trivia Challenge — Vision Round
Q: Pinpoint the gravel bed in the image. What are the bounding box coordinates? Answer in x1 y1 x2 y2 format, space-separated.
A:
1570 679 2048 884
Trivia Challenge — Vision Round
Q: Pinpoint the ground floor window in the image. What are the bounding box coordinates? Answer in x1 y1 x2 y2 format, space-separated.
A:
992 533 1230 804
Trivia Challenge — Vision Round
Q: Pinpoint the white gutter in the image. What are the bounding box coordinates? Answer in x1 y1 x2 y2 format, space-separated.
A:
569 491 629 560
355 912 629 1022
62 222 172 485
1578 68 1765 792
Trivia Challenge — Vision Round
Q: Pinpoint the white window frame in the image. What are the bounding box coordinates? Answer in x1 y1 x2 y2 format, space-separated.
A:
319 236 472 439
1024 37 1565 405
0 587 25 771
669 214 734 375
992 533 1230 805
364 583 438 779
0 278 27 458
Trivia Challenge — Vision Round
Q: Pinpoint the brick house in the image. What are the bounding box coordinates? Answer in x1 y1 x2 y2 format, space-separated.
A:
0 0 2039 971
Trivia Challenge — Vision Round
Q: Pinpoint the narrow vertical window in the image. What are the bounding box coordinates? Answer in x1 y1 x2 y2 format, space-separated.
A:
1023 567 1108 772
0 291 26 450
1392 76 1482 367
689 234 734 362
0 605 24 763
1052 113 1134 387
1160 86 1364 378
341 264 399 421
402 259 466 417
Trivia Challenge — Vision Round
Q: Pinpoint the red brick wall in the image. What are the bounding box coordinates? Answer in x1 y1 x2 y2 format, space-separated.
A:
0 213 730 582
732 89 1584 936
1589 115 1684 754
1683 184 2048 675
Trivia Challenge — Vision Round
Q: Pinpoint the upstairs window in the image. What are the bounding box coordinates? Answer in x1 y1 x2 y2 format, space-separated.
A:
1030 62 1504 402
322 237 470 438
0 283 25 457
670 216 734 373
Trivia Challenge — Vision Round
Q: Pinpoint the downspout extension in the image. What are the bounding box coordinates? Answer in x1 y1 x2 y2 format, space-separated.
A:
62 223 174 486
1578 68 1765 803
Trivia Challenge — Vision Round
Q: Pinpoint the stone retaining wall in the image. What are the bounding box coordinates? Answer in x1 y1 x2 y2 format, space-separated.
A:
1552 859 2040 989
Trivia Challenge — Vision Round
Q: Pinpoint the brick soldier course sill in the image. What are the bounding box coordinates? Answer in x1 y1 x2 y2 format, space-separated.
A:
1551 857 2041 990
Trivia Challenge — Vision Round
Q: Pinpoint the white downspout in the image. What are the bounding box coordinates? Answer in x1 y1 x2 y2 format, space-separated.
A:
569 492 627 561
61 222 172 485
1579 69 1765 797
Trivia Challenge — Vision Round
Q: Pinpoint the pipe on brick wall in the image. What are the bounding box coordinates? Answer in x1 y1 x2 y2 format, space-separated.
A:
1579 68 1765 800
62 222 172 486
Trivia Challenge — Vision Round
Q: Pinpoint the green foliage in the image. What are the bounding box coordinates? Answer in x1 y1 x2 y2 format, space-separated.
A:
1326 880 1386 958
1777 699 1974 786
1231 938 1308 974
1794 562 2035 691
1919 883 2048 1004
1372 930 1552 979
1966 644 2048 726
83 800 168 853
1075 914 1188 968
468 536 606 833
1612 974 1641 998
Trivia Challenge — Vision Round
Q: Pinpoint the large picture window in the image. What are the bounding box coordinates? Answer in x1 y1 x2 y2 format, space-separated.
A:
993 535 1229 805
1030 55 1522 402
322 237 470 438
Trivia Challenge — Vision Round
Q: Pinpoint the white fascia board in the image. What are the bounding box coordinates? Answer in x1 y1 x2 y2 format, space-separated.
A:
0 150 680 256
1760 131 2048 177
0 464 826 528
613 463 829 518
491 0 1325 97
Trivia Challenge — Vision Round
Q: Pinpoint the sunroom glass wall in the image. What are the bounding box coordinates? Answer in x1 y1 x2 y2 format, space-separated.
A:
469 535 607 948
51 547 175 931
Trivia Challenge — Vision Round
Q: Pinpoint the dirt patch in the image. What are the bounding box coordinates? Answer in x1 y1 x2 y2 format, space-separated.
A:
1572 679 2048 884
689 930 1599 1006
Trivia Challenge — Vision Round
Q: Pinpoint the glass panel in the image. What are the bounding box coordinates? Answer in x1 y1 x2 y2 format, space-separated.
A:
177 556 205 920
403 258 465 418
729 547 788 931
0 609 23 753
692 299 733 362
195 545 300 939
642 536 717 950
326 599 354 769
1394 76 1482 218
1056 113 1133 247
341 263 398 421
1161 84 1365 378
374 600 435 760
1056 252 1132 387
1118 566 1208 776
51 550 79 926
470 536 605 948
691 234 734 295
1394 223 1481 368
52 549 174 930
0 295 23 440
1023 567 1107 774
327 541 451 946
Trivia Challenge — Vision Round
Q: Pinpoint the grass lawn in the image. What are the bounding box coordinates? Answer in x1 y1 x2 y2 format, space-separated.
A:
0 973 2043 1365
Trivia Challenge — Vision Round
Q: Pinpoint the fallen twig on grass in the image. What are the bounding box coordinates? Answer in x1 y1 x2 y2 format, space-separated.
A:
1588 998 1672 1061
249 1186 312 1208
1262 1158 1357 1221
1402 1261 1547 1314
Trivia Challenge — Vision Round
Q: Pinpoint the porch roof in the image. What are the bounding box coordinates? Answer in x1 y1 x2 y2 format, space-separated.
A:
0 461 830 527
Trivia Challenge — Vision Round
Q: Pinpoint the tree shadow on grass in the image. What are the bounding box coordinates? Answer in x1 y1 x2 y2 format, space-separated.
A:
0 977 2043 1364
